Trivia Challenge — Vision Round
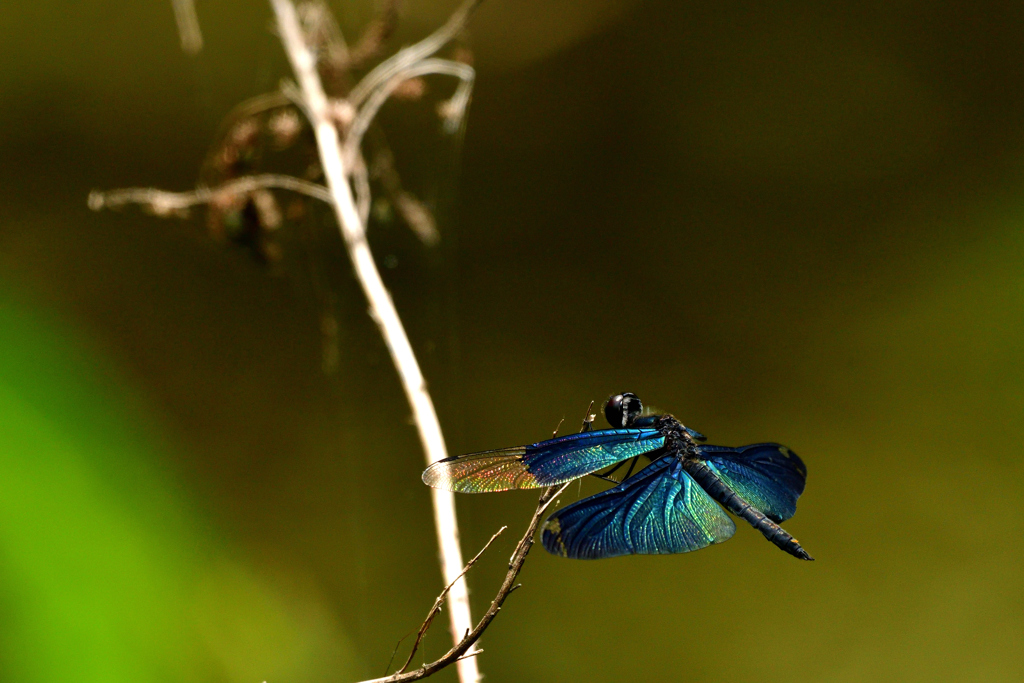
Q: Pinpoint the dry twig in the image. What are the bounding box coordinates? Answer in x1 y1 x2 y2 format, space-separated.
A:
92 2 485 680
268 1 481 681
88 174 333 215
397 526 507 675
345 57 474 164
373 402 596 683
346 0 401 68
171 0 203 55
349 0 482 106
363 481 573 683
370 143 440 246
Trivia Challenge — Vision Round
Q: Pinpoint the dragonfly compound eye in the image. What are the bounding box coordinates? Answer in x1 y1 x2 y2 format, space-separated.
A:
605 392 642 428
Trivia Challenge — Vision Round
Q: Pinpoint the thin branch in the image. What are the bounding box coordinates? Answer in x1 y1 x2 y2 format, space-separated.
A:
367 401 595 683
351 151 372 226
87 174 333 215
279 78 320 127
171 0 203 55
397 526 507 675
268 2 480 682
359 481 573 683
346 0 401 69
298 0 351 68
349 0 482 107
220 91 293 122
345 59 474 166
198 92 294 181
370 141 440 246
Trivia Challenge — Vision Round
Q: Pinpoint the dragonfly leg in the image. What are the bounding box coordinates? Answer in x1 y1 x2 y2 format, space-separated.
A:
589 455 642 485
588 459 627 484
621 456 639 481
602 460 627 477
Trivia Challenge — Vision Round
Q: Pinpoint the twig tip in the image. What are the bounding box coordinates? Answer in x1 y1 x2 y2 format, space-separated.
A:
87 191 105 211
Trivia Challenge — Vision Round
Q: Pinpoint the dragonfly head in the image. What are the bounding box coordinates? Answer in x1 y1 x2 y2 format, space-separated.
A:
605 392 643 428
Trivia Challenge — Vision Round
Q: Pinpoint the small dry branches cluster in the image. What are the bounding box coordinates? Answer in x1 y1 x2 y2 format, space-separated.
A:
89 2 579 683
88 3 597 682
93 1 487 682
341 407 594 681
373 402 594 683
91 0 474 264
369 480 573 683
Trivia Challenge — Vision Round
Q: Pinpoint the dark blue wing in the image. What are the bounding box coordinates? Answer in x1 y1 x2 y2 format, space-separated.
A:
541 457 736 559
422 428 664 493
696 443 806 523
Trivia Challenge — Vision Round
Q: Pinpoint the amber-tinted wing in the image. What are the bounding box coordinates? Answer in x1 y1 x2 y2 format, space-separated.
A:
422 429 664 493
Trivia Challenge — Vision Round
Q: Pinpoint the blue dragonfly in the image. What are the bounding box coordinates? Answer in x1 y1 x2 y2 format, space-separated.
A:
422 393 812 560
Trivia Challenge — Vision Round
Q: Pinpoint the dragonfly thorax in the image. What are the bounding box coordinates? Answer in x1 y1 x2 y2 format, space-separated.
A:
658 416 700 458
607 393 700 454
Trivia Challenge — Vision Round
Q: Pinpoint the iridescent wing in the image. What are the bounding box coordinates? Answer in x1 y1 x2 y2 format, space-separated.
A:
421 428 664 493
541 457 736 559
696 443 806 522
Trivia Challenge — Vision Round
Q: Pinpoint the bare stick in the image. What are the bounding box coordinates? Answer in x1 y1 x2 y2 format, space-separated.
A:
366 399 592 682
359 481 573 683
88 174 333 215
397 526 507 674
351 152 372 225
368 140 441 246
345 58 474 166
346 0 401 69
171 0 203 55
268 2 479 682
348 0 482 107
580 400 596 432
219 90 292 122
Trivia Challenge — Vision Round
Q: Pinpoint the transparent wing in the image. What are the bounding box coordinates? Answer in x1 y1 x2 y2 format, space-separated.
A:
421 428 664 493
697 443 806 522
541 457 736 559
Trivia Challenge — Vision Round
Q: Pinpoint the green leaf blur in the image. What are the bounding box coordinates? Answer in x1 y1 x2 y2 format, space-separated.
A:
0 296 359 683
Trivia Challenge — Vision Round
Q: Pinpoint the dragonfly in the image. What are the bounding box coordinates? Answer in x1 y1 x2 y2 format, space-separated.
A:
422 393 812 561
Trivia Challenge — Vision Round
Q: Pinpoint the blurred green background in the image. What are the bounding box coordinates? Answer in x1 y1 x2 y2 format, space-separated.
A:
1 1 1022 682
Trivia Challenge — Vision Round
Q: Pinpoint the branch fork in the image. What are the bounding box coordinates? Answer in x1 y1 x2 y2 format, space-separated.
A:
268 2 482 680
91 2 488 681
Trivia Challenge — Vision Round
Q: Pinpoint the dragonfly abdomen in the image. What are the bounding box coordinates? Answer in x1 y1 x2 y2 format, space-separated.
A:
682 458 814 561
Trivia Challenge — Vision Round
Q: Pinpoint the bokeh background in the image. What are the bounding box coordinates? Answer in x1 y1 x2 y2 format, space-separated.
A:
1 1 1023 682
